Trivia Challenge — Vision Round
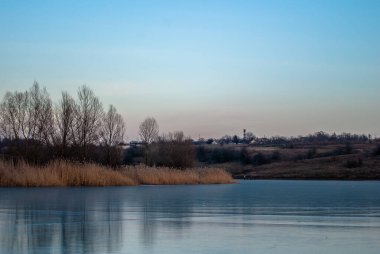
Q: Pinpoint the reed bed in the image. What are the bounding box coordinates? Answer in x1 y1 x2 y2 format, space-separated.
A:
0 160 234 187
121 165 234 185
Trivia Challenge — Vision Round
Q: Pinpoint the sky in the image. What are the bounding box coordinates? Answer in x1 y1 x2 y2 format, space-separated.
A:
1 0 379 140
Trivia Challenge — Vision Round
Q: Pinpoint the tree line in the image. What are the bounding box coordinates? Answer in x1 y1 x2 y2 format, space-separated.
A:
0 82 125 166
0 83 195 168
203 131 372 147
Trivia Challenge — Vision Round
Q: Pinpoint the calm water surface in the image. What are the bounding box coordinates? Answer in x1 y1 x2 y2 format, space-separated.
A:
1 180 380 254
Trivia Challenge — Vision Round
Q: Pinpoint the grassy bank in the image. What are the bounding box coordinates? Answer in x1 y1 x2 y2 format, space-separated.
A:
238 155 380 180
0 160 234 187
209 143 380 180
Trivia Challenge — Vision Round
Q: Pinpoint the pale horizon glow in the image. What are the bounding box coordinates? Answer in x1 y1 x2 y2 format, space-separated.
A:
1 0 379 140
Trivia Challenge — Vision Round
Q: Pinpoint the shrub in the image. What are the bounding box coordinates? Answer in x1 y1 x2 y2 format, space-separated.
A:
374 145 380 156
150 131 196 169
208 148 240 163
123 146 144 165
344 142 353 154
252 153 267 166
344 158 363 168
240 148 251 165
332 143 353 156
271 151 281 161
306 148 317 159
196 146 207 162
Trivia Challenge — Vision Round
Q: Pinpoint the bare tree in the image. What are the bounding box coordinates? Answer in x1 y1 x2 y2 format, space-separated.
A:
139 117 159 165
101 105 125 147
37 87 54 145
100 105 125 165
76 85 103 160
25 82 44 140
0 82 54 163
54 92 77 155
0 94 11 139
0 101 8 140
13 82 54 143
0 91 28 140
139 117 159 144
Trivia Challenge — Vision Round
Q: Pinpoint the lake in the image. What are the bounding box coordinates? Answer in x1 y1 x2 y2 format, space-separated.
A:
1 180 380 254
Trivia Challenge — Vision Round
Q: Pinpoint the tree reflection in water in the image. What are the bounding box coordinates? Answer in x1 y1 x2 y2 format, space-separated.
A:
0 188 124 253
1 182 380 254
0 186 200 253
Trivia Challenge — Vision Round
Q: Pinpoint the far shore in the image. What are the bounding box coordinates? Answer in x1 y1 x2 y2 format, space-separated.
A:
231 156 380 180
0 160 234 187
204 143 380 181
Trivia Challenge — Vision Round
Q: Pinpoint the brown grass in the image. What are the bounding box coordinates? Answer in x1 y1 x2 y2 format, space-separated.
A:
238 155 380 180
0 160 234 187
121 165 234 185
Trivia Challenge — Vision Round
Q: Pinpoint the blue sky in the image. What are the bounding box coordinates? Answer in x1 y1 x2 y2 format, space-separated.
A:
1 0 379 140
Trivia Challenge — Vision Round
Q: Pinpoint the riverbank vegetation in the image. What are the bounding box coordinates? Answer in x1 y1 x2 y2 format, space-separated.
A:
0 83 233 186
0 160 234 187
0 83 198 168
1 82 379 181
123 132 380 180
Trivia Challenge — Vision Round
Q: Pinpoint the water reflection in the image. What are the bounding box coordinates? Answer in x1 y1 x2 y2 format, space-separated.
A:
0 186 203 253
0 181 380 254
0 189 124 253
138 188 196 246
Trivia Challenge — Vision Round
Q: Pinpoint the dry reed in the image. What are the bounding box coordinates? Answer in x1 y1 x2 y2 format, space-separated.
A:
0 160 234 187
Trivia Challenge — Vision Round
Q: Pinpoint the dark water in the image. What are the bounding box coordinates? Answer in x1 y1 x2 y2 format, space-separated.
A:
1 180 380 254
